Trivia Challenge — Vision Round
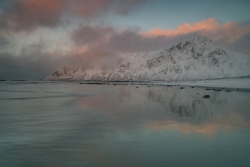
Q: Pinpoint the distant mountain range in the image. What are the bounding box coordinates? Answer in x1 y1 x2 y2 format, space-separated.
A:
45 34 250 81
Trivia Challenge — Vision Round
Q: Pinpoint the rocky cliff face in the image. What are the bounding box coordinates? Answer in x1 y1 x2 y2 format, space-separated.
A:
45 35 250 81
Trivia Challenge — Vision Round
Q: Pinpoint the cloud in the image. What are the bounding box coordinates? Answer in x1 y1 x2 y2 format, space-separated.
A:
0 52 82 80
72 25 114 46
0 0 146 32
0 36 9 48
0 0 64 32
0 41 80 80
142 18 250 44
71 25 173 52
68 0 145 17
227 33 250 53
71 18 250 53
0 37 121 80
97 29 172 52
0 52 51 79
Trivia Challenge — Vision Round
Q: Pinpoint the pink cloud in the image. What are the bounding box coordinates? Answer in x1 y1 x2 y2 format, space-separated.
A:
70 0 145 17
71 19 250 53
71 0 112 17
142 18 250 43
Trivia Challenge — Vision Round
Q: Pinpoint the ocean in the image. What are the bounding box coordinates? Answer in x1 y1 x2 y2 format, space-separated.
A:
0 81 250 167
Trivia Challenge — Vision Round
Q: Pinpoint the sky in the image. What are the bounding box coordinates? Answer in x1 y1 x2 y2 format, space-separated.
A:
0 0 249 80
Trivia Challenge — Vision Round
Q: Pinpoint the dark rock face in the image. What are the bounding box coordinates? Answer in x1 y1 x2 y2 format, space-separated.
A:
52 71 61 77
203 95 210 98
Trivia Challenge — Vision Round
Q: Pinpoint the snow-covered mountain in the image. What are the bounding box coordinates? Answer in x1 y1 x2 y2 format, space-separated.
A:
45 34 250 81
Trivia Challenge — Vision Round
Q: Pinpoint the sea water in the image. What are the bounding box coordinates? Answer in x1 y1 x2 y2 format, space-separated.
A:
0 81 250 167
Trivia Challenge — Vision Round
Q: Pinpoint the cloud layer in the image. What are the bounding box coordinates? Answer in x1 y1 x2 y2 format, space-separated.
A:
142 18 250 44
0 0 146 32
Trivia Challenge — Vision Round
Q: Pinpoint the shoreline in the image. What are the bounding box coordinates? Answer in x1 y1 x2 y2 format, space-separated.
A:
2 77 250 90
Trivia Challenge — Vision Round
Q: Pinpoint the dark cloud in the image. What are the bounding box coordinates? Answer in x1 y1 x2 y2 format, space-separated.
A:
72 25 114 45
0 0 147 32
0 53 55 80
113 0 146 15
0 0 64 32
0 40 81 80
71 25 174 52
0 36 9 48
0 49 122 80
226 33 250 54
68 0 146 17
95 29 172 52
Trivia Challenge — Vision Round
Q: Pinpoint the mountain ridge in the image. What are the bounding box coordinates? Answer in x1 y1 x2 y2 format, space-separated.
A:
45 34 250 81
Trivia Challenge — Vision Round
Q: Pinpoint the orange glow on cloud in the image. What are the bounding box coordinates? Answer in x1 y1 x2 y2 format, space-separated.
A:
74 0 110 17
23 0 63 14
142 18 250 43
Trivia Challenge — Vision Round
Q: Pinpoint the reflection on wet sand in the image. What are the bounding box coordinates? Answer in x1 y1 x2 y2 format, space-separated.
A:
148 121 233 137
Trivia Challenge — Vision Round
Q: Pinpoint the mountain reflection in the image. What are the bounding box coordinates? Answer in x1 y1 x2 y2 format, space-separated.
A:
80 85 227 120
78 85 250 134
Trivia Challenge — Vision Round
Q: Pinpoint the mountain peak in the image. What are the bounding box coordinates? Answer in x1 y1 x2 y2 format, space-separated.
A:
179 33 207 41
172 33 214 46
155 33 215 51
